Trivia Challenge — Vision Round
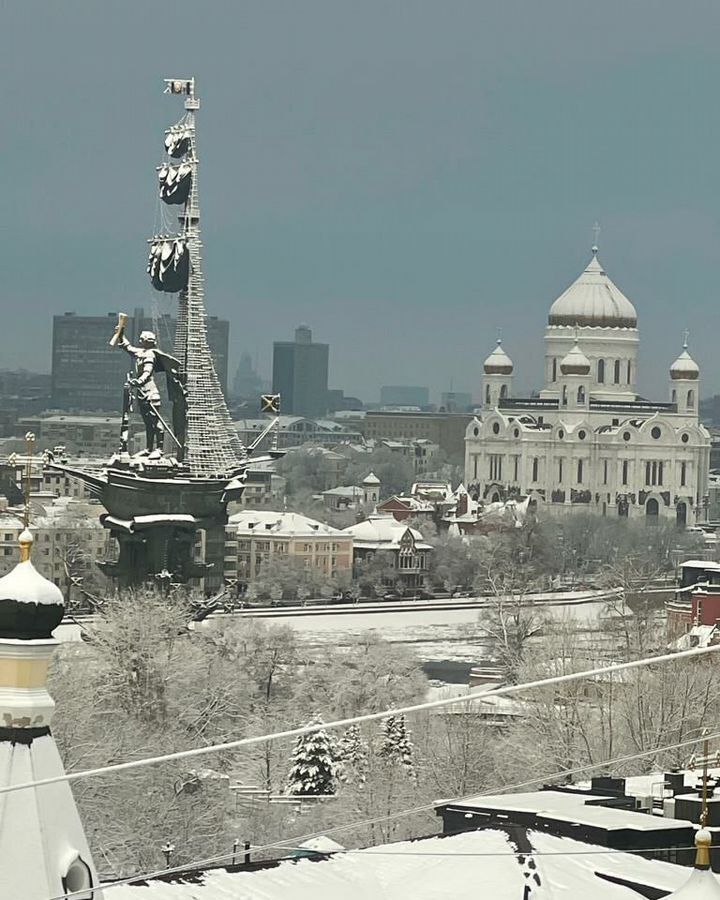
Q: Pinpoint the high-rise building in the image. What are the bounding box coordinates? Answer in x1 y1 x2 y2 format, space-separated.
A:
51 307 229 411
272 325 329 417
380 385 430 408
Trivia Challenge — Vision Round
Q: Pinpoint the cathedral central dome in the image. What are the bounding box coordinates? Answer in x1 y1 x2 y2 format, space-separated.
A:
548 251 638 329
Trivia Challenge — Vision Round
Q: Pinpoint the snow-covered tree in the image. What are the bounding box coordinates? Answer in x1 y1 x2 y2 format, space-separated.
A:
336 724 369 785
378 715 416 780
286 716 338 796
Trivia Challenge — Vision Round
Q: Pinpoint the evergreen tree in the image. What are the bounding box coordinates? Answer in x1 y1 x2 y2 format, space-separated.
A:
286 716 338 796
378 715 416 780
336 724 369 785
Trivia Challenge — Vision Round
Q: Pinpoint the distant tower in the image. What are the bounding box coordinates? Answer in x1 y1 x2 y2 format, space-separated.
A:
362 472 381 505
272 325 329 417
0 527 101 898
481 340 514 410
669 336 700 416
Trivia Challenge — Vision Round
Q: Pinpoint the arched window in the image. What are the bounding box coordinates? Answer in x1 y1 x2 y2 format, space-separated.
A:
532 457 539 482
614 360 621 384
562 385 568 406
671 389 677 405
622 460 629 485
597 359 605 383
577 459 583 484
552 358 557 382
577 386 585 403
500 383 508 399
485 384 491 404
627 360 632 383
687 389 695 410
680 461 687 487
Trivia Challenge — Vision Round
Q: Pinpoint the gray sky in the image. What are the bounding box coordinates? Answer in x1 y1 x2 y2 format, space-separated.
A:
3 1 720 404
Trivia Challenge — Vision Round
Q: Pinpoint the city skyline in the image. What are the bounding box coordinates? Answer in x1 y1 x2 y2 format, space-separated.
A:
3 2 720 402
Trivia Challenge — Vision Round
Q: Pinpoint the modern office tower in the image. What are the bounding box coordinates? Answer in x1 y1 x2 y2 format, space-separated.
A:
272 325 329 417
51 307 229 410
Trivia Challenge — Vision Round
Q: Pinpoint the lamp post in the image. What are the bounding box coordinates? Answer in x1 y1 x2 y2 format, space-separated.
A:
161 841 175 867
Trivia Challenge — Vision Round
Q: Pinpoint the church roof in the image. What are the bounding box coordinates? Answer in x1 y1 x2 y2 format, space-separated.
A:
670 344 700 381
560 342 591 376
548 251 638 329
483 340 514 375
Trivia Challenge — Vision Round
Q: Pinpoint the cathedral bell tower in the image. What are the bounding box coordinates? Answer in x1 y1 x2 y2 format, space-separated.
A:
669 337 700 418
481 340 514 410
0 525 102 899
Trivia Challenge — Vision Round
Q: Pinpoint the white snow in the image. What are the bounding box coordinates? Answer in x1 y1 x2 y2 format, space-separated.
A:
107 828 703 899
0 559 63 607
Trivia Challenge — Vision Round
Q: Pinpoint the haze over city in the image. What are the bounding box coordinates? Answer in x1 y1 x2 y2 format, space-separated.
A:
4 1 720 402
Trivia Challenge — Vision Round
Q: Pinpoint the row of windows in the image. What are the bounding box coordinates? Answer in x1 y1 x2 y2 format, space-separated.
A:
481 455 690 488
551 357 632 385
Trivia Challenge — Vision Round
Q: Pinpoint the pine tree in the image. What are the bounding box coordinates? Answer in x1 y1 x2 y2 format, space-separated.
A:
336 724 369 785
378 715 416 780
286 716 338 796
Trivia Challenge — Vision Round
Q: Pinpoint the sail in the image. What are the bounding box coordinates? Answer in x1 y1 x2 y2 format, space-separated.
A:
147 237 190 293
164 125 191 158
158 162 192 205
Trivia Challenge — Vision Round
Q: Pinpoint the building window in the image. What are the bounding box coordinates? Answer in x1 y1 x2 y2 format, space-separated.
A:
513 455 519 481
577 459 583 484
645 461 663 486
562 386 568 406
614 360 621 384
598 359 605 383
552 358 557 382
485 384 491 404
500 384 508 399
473 455 478 479
577 386 585 403
603 459 608 484
681 461 687 487
489 455 503 480
558 458 564 483
672 389 677 405
687 389 695 410
532 458 539 482
627 359 632 383
622 460 629 485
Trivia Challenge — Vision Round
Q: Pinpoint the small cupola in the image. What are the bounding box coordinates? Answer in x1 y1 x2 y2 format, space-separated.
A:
671 340 700 381
560 342 591 376
483 340 514 375
0 528 64 640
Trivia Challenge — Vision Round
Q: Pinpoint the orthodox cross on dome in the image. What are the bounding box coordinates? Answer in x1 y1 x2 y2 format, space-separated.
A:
683 329 690 350
22 431 35 530
591 221 601 254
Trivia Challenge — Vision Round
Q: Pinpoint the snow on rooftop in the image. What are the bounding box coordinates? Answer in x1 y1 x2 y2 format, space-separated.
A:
107 828 699 899
228 510 346 537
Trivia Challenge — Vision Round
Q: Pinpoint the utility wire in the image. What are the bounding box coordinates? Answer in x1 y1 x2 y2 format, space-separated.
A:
46 727 720 900
11 641 720 800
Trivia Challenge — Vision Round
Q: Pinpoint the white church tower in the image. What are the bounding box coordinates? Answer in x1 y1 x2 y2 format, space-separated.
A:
481 339 514 409
0 526 102 899
669 337 700 418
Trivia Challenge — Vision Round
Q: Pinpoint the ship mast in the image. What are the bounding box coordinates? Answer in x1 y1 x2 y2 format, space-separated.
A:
159 77 245 477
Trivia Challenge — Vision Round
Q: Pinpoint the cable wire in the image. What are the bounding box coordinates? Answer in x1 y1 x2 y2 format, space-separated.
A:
46 727 720 900
10 642 720 800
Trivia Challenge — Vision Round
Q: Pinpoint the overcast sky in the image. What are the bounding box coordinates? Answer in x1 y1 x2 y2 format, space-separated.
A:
3 1 720 404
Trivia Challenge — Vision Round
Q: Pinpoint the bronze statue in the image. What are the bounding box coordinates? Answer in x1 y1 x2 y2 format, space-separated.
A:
110 314 186 458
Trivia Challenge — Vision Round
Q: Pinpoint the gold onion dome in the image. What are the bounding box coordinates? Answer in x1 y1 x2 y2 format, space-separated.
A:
548 250 637 328
664 829 720 898
560 342 591 376
483 340 514 375
0 529 65 640
671 343 700 381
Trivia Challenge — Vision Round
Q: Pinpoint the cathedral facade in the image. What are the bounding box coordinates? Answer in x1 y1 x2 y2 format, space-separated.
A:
464 248 711 525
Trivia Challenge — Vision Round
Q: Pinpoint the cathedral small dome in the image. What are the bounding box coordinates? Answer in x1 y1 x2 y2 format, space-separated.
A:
0 530 65 640
670 344 700 381
548 251 638 329
560 342 591 375
483 340 514 375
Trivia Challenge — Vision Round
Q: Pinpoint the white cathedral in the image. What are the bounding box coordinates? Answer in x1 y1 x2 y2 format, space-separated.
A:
464 246 711 525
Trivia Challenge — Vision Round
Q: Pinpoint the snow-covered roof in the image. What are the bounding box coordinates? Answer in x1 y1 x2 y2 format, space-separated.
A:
548 251 638 329
362 472 381 485
343 515 432 550
107 828 701 899
228 511 347 538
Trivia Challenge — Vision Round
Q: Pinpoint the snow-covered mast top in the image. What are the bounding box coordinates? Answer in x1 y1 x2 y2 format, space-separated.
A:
148 77 246 477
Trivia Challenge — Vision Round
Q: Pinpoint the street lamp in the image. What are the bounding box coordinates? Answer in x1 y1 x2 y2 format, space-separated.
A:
161 841 175 867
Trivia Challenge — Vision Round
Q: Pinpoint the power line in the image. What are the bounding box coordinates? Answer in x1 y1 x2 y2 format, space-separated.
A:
9 641 718 800
46 728 720 900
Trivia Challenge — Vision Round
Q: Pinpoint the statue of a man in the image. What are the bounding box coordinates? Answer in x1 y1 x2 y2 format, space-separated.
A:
118 330 166 456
